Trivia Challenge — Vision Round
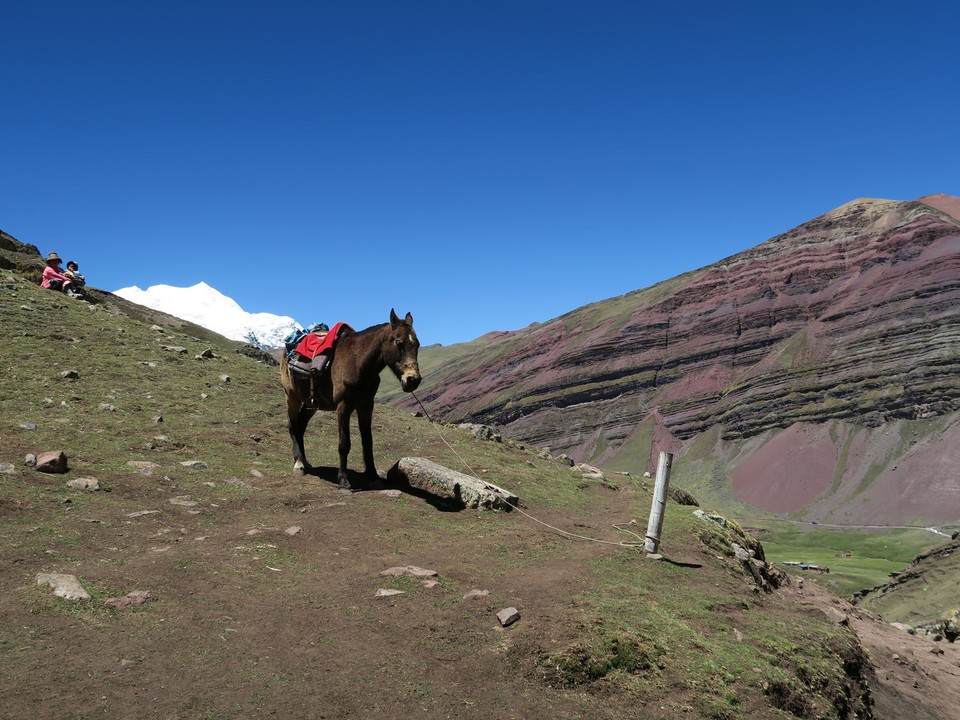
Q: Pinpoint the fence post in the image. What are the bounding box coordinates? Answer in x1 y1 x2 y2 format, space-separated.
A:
644 451 674 555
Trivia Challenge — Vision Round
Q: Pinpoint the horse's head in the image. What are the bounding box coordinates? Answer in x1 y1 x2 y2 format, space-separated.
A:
386 309 421 392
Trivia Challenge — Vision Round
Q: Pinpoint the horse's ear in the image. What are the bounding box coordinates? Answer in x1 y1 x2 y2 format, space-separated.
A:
390 308 400 328
405 312 413 325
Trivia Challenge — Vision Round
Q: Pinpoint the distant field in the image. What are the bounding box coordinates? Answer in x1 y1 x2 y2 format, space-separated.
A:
742 521 946 597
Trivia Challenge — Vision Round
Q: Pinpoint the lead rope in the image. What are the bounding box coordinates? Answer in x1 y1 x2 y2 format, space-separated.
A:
409 391 645 549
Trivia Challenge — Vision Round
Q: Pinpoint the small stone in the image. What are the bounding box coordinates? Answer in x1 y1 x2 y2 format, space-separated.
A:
375 589 405 597
127 460 160 475
67 478 100 491
463 589 490 600
734 629 744 642
60 370 80 380
199 349 216 358
250 469 264 478
163 346 187 353
36 573 91 600
226 478 252 488
152 415 163 424
98 403 116 412
180 460 208 470
497 607 521 627
379 566 438 578
285 526 302 536
19 422 37 430
378 489 402 498
169 496 198 507
150 325 164 332
421 579 440 589
35 451 68 474
125 510 161 518
0 463 16 475
103 590 156 610
219 374 231 383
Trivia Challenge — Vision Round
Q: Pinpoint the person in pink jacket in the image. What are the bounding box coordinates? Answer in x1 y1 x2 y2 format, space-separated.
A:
40 252 76 294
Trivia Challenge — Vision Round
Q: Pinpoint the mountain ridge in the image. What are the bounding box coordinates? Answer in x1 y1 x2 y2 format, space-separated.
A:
388 195 960 527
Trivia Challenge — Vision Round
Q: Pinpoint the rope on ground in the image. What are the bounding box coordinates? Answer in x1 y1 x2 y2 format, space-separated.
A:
410 392 645 549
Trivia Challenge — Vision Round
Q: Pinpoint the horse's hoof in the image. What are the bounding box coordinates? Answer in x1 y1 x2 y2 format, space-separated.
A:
294 462 306 477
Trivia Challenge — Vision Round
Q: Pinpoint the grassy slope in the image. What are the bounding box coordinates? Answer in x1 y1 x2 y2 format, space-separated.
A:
0 275 874 720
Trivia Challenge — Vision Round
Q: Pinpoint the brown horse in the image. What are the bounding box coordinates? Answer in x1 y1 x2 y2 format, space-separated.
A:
280 309 421 489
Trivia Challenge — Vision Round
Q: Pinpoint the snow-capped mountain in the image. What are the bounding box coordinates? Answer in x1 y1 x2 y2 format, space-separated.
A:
113 281 300 350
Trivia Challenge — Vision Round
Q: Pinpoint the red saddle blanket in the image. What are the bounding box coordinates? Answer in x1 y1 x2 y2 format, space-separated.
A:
293 322 353 360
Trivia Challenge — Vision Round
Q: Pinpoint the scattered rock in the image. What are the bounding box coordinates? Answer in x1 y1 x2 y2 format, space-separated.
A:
284 526 302 536
199 349 217 358
66 477 100 491
463 589 490 600
458 423 502 443
0 463 16 475
125 510 161 518
375 589 405 597
169 496 199 507
421 579 439 589
226 478 252 488
249 469 264 478
497 607 521 627
379 565 438 578
387 457 518 511
103 590 156 610
152 415 163 424
180 460 208 470
35 451 68 474
378 489 402 498
218 374 231 383
98 403 116 412
60 370 80 380
150 325 164 332
19 422 37 430
162 346 188 353
36 573 91 600
127 460 160 475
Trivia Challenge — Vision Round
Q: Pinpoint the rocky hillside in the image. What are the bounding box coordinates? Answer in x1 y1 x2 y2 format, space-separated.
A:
393 195 960 526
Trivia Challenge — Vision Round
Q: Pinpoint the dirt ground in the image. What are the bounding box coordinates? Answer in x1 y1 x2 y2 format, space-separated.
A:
782 576 960 720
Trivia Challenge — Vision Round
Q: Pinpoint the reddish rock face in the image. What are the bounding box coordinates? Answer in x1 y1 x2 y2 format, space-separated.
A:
405 196 960 524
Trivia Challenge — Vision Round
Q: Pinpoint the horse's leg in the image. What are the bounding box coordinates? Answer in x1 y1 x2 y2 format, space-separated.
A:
336 402 352 489
287 391 314 475
356 398 379 484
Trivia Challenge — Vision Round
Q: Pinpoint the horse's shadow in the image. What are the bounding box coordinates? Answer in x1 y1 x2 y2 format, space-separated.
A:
305 466 465 512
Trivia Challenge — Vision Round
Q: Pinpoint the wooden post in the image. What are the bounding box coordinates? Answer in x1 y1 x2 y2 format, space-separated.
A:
644 451 674 555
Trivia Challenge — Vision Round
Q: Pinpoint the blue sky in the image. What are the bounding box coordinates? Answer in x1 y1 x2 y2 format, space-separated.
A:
3 1 958 346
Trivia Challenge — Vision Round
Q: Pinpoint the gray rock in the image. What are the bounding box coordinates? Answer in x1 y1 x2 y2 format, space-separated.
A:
375 589 405 597
218 374 231 383
379 565 438 578
463 589 490 600
98 403 116 412
127 460 159 475
284 526 302 536
162 346 187 354
60 370 80 380
387 457 518 511
36 573 91 600
497 607 521 627
19 422 37 430
0 463 16 475
125 510 161 518
169 496 199 507
67 477 100 491
179 460 208 470
458 423 502 443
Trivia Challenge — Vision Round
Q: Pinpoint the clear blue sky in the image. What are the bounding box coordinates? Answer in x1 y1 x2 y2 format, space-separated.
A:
3 1 958 345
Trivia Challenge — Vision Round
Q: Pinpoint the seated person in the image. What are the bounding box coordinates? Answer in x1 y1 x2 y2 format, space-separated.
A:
63 261 86 287
40 252 76 294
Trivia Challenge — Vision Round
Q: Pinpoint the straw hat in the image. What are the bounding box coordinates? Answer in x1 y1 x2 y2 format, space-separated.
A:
46 252 63 264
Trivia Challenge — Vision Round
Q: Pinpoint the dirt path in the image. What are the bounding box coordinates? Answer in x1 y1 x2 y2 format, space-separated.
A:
783 578 960 720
